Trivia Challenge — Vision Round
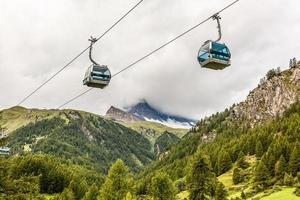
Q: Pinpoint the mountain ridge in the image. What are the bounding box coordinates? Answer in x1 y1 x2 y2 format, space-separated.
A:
106 100 196 129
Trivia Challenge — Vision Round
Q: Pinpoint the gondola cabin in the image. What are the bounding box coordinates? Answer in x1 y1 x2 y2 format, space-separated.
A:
198 40 231 70
83 65 111 89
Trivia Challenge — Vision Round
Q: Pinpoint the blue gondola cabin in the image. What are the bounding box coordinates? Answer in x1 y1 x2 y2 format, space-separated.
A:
198 40 231 70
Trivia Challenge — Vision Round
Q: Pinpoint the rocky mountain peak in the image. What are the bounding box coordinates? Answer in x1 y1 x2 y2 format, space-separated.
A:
105 101 195 128
232 62 300 126
106 106 142 122
128 101 196 128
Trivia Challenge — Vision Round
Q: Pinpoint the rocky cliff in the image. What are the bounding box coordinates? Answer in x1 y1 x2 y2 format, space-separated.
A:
232 62 300 126
106 106 142 122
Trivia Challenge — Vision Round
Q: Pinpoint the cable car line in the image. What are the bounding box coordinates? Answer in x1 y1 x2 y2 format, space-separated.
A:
16 0 144 106
58 88 93 109
57 0 241 109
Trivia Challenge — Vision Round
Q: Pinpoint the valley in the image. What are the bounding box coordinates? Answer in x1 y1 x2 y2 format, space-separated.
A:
1 64 300 199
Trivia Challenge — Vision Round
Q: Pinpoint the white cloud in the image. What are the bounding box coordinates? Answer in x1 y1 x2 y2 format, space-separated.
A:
0 0 300 120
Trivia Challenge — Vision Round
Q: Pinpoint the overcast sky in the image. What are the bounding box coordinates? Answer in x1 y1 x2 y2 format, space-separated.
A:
0 0 300 120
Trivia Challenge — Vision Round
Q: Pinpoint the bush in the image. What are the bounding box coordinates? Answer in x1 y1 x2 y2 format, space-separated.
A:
265 68 280 80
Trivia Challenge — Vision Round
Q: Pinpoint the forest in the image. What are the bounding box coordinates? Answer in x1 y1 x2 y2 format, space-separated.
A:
1 100 300 199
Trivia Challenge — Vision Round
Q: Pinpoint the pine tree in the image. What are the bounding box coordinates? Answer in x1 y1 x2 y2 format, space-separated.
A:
255 160 270 187
236 152 249 169
98 159 133 200
255 141 264 159
83 183 98 200
186 151 214 200
215 182 228 200
275 155 286 179
265 149 277 176
217 151 232 175
69 178 88 199
150 172 175 200
289 143 300 176
232 168 244 185
283 173 294 186
59 188 75 200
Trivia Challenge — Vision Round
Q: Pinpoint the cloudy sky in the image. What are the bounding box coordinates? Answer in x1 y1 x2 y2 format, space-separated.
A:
0 0 300 120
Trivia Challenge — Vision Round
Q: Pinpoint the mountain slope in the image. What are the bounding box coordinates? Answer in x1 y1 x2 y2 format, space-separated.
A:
105 104 189 145
5 109 154 172
128 101 196 128
0 106 65 134
106 106 142 122
105 101 196 128
233 66 300 126
139 64 300 199
154 131 181 158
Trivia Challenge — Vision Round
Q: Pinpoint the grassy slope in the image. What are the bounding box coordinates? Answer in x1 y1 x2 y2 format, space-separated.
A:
1 106 187 140
0 106 67 133
119 120 187 144
260 188 299 200
176 191 189 200
218 156 300 200
3 107 155 172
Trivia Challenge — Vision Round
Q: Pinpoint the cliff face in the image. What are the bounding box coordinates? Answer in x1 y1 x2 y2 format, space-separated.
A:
233 63 300 126
106 106 142 122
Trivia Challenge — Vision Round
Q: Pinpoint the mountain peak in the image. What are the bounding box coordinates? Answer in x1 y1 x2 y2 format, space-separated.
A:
106 106 142 122
105 101 195 128
128 101 196 128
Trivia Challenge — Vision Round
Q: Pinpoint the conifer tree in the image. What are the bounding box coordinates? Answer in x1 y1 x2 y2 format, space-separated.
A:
186 151 214 200
283 173 294 186
215 182 228 200
255 141 264 159
69 178 88 199
265 149 277 176
289 143 300 176
150 172 175 200
98 159 133 200
275 155 286 179
217 151 232 175
232 168 244 185
236 152 249 169
59 188 75 200
83 183 99 200
255 160 270 187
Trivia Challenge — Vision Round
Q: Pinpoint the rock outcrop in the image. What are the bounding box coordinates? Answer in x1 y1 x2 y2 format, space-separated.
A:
106 106 142 122
232 62 300 126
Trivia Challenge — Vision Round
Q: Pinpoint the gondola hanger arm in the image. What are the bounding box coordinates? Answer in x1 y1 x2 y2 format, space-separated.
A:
212 13 222 42
89 36 99 66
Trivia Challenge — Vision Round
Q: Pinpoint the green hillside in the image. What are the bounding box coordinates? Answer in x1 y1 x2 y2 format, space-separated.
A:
1 102 300 199
5 109 154 172
137 100 300 199
0 106 64 134
119 120 187 142
1 66 300 199
154 131 181 157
